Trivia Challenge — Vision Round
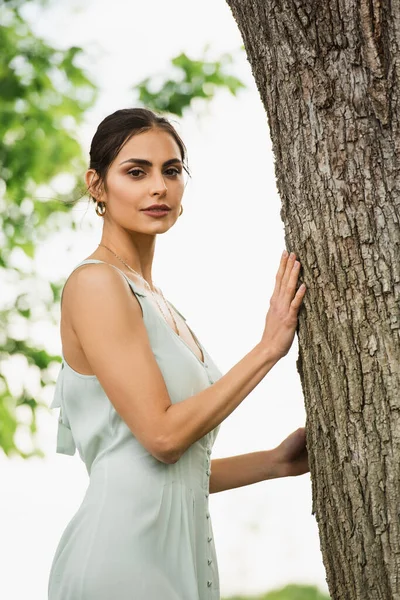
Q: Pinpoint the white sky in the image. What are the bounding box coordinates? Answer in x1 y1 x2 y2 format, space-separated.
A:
0 0 329 597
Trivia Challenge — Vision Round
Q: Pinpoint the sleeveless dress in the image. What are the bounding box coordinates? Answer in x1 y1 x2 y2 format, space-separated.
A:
48 259 223 600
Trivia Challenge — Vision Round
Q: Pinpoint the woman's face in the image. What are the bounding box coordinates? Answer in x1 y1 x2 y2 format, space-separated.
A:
87 128 185 234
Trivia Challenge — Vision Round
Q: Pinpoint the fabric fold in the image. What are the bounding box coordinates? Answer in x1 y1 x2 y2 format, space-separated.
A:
50 365 76 456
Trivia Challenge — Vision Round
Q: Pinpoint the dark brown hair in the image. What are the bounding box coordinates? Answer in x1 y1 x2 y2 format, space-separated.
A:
86 107 190 202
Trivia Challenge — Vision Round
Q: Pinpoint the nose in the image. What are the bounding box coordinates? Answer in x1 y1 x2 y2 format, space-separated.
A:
150 172 167 196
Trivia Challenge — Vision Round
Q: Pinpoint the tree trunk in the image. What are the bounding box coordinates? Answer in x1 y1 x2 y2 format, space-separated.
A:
225 1 400 598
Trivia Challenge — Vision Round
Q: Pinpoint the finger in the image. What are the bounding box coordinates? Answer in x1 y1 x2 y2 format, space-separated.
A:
280 252 297 291
282 260 301 306
290 282 306 312
273 250 289 296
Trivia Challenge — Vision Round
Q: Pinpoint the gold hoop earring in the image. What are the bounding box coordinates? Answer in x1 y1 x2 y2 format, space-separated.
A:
95 201 106 217
179 205 183 216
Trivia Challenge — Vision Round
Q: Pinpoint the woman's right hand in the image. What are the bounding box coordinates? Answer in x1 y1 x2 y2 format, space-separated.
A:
260 250 306 361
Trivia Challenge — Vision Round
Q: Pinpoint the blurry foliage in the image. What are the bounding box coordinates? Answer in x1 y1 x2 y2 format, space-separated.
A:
135 46 245 116
0 1 246 458
223 583 330 599
0 0 97 458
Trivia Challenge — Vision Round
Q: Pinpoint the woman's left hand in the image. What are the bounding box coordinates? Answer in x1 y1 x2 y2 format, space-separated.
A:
274 426 309 477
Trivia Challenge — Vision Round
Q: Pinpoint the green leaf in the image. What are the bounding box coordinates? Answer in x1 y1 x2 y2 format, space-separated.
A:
132 47 246 116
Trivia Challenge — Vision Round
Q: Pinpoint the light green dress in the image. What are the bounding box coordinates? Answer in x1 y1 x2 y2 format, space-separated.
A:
48 259 223 600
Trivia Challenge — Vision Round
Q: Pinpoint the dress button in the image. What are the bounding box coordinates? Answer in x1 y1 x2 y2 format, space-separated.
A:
207 580 212 587
206 448 211 455
208 558 212 565
206 512 210 519
205 492 209 498
206 469 210 476
205 364 209 368
207 536 213 543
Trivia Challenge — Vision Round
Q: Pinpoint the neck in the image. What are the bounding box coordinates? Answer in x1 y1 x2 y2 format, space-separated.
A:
97 240 156 291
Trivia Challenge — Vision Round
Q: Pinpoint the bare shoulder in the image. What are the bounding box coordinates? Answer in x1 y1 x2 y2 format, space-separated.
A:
63 260 143 326
61 261 144 373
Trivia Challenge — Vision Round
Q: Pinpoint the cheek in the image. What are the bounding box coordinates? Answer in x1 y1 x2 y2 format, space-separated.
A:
111 176 141 202
175 179 185 194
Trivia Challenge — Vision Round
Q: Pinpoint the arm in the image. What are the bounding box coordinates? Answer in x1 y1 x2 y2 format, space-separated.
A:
164 345 278 462
209 449 282 493
164 252 306 462
209 427 309 493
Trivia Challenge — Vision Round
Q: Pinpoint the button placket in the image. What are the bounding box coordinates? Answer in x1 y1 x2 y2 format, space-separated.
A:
204 445 213 591
204 445 212 491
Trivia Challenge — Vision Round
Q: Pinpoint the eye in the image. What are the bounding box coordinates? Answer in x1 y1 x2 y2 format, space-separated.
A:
165 167 181 176
127 168 144 177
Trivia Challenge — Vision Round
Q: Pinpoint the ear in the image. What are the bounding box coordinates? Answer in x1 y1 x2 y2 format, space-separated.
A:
85 169 103 200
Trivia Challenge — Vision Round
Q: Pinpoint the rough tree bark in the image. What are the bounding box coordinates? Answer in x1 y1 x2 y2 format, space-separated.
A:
225 1 400 598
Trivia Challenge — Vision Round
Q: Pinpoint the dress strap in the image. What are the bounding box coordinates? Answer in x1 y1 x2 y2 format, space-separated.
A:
60 259 148 307
50 364 77 456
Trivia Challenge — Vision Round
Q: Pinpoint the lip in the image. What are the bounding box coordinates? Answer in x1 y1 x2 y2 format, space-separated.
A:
141 205 170 211
141 209 170 217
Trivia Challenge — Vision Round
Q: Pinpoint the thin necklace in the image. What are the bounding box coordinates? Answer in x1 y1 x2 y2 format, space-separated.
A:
97 244 180 336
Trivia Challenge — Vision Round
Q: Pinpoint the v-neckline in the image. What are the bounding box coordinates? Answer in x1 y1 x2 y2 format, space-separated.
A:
152 301 207 367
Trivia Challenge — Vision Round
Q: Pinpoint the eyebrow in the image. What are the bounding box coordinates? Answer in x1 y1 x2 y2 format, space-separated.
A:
119 158 182 167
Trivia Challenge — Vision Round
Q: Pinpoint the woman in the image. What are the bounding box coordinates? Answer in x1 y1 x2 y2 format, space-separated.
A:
48 107 308 600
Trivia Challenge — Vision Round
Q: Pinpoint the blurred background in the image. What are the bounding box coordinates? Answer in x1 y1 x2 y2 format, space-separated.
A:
0 0 329 598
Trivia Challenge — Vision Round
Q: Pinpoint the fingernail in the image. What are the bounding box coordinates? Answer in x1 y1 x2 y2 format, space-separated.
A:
282 250 288 257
